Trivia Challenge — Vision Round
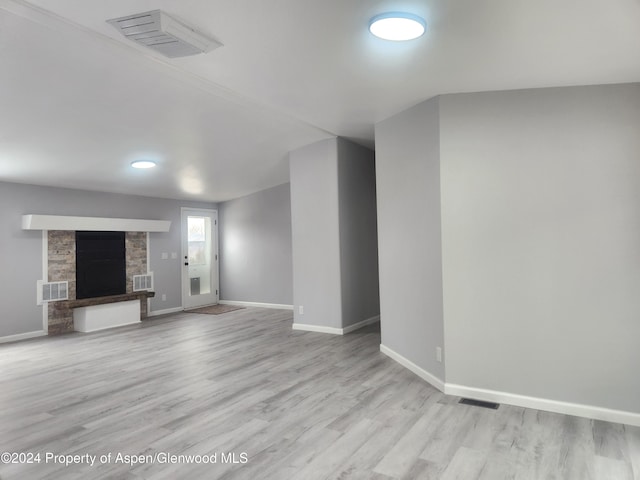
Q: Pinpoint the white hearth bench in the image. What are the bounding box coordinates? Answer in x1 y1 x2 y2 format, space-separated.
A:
64 292 155 333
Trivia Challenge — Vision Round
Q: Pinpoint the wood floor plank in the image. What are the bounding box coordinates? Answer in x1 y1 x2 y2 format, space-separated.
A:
1 307 639 479
374 403 446 478
626 425 640 479
326 409 419 480
286 418 381 480
593 455 634 480
439 447 487 480
400 458 441 480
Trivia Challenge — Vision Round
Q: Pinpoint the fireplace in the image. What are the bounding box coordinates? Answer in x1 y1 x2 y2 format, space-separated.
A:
75 231 126 299
41 227 150 335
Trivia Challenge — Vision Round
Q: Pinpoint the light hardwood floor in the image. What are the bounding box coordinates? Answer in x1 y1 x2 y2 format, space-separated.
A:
0 308 638 479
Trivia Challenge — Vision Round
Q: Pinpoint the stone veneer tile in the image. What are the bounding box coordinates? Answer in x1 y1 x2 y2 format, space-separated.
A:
48 231 75 335
126 232 147 293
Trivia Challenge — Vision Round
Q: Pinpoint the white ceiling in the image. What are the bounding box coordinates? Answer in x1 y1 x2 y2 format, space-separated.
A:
2 0 639 202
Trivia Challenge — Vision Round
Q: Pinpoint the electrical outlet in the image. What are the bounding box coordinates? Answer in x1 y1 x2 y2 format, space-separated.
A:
298 305 304 315
436 347 442 363
171 252 177 259
162 294 166 301
161 252 168 260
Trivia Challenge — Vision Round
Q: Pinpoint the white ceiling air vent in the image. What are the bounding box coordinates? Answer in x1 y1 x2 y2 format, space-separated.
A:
107 10 222 58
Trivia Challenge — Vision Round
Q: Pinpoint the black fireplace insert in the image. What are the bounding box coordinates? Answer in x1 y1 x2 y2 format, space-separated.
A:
76 231 126 299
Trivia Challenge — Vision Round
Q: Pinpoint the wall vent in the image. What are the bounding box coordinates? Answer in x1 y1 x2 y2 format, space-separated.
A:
106 10 222 58
37 280 68 305
133 273 154 292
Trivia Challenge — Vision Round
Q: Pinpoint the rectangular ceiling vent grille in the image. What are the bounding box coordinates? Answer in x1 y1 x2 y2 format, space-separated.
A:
133 273 154 292
37 280 68 305
107 10 222 58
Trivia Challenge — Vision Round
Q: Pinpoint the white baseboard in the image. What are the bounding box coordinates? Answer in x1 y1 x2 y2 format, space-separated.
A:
293 315 380 336
343 315 380 334
148 306 184 317
445 383 640 428
292 323 343 335
219 300 293 310
150 301 294 316
380 344 445 392
380 344 640 427
0 330 46 344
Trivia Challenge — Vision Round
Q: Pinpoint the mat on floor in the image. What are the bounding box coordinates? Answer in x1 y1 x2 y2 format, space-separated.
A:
187 304 245 315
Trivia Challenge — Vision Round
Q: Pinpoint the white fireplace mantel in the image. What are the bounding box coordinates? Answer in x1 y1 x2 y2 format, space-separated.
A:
22 214 171 232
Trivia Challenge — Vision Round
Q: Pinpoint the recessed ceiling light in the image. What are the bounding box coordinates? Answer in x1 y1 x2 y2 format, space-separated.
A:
369 12 426 41
131 160 157 169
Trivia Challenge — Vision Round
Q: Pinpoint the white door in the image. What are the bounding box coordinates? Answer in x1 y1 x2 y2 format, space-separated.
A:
181 208 219 310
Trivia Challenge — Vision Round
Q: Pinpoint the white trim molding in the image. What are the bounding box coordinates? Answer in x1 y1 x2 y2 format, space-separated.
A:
150 302 294 317
219 300 294 310
380 344 446 392
22 214 170 232
41 230 48 332
292 323 343 335
380 344 640 427
146 232 151 316
444 384 640 428
148 306 184 317
343 315 380 334
0 330 46 345
294 315 380 336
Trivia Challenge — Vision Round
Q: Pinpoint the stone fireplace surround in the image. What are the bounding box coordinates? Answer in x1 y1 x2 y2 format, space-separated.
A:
47 231 149 335
22 214 171 335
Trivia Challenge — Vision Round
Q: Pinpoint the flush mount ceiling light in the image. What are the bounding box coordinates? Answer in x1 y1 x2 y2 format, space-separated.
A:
131 160 157 169
369 12 426 41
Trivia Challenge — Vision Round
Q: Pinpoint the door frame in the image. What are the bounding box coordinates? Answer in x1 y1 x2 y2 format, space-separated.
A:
180 207 219 310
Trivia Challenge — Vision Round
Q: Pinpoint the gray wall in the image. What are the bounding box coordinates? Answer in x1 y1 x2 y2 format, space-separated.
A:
0 183 43 337
375 97 445 380
440 84 640 413
290 139 343 328
0 181 215 338
218 183 293 305
337 138 380 327
290 137 379 330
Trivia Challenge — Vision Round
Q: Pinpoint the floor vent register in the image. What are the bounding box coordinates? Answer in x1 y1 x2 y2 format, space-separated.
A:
459 398 500 409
